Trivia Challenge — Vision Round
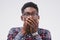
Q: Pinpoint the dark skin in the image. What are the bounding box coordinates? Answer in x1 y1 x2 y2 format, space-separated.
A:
21 7 40 35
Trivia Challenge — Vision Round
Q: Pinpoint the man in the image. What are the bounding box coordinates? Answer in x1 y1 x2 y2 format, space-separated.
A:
7 2 51 40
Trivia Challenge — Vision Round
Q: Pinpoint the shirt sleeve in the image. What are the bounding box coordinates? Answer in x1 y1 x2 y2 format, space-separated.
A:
34 29 51 40
41 30 51 40
34 34 42 40
7 28 24 40
44 30 51 40
32 32 42 40
14 32 24 40
7 28 14 40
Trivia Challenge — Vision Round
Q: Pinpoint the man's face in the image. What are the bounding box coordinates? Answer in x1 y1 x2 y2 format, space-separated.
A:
21 7 40 33
21 7 39 22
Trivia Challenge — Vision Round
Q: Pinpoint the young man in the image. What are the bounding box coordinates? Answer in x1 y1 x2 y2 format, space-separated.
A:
7 2 51 40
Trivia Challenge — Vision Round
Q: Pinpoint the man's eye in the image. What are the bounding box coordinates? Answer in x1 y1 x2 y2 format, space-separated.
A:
33 14 38 16
23 13 26 15
36 13 38 15
23 13 29 16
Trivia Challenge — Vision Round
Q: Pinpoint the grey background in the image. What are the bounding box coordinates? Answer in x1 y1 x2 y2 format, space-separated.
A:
0 0 60 40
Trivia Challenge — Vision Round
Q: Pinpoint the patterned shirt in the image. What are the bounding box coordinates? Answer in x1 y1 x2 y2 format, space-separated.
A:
7 27 51 40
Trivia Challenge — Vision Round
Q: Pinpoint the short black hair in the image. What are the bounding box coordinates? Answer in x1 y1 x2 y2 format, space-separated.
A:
21 2 38 13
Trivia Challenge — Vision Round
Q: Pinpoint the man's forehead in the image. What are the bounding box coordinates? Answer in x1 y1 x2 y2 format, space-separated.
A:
24 7 37 13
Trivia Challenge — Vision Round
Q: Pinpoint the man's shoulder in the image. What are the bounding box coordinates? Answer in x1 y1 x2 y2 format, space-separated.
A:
9 27 21 34
38 28 51 39
38 28 50 34
10 27 21 30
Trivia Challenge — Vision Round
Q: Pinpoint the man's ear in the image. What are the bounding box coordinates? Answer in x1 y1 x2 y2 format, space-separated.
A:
38 16 40 19
21 16 23 21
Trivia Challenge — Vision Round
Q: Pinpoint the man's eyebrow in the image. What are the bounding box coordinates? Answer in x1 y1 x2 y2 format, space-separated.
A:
23 11 37 14
23 12 30 15
25 12 30 14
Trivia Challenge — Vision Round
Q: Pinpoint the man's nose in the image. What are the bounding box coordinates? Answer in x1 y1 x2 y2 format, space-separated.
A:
28 15 33 18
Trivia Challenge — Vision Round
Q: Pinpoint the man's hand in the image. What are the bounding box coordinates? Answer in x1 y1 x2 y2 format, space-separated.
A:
26 17 38 33
21 16 38 35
